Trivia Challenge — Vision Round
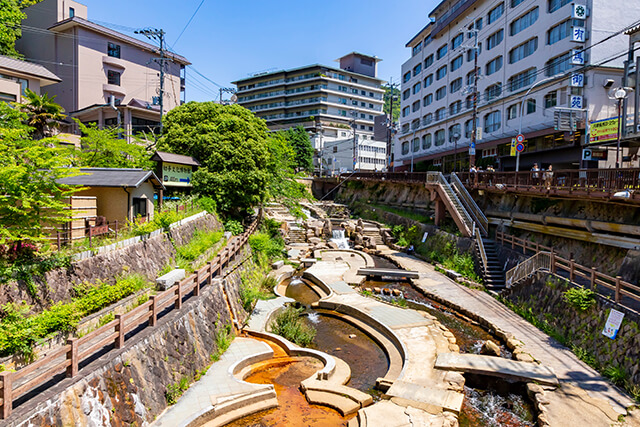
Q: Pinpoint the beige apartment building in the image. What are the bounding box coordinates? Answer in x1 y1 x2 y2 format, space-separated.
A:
396 0 640 172
16 0 190 139
233 52 387 172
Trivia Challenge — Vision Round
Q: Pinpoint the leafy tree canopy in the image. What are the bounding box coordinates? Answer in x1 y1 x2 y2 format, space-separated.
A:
72 120 154 169
0 102 80 246
0 0 43 58
283 126 314 173
382 84 400 123
159 102 271 218
13 88 65 139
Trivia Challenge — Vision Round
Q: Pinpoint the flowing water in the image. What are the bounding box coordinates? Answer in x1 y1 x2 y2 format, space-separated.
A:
330 229 350 250
284 276 322 306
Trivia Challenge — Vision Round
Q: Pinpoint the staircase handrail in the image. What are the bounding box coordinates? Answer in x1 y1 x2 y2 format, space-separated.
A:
426 172 475 233
505 251 552 288
450 172 488 236
474 226 489 275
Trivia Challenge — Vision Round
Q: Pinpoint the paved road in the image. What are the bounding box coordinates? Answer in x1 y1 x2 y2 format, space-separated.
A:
381 248 637 427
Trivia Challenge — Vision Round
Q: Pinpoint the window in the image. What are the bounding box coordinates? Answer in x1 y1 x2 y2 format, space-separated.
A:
450 78 462 93
424 54 434 69
464 119 476 137
436 65 447 80
509 38 538 64
413 137 420 152
450 100 462 115
338 85 348 92
369 103 374 108
548 0 570 13
435 129 446 146
466 94 474 109
487 3 504 24
361 102 366 107
485 56 503 75
547 20 571 44
436 108 446 121
466 70 476 85
69 7 75 17
107 70 121 85
402 141 410 155
338 97 347 104
412 42 423 56
0 92 17 103
511 0 526 7
437 44 448 60
510 7 539 36
360 113 366 118
413 82 421 94
485 83 502 101
361 90 366 95
424 113 433 124
451 55 463 72
507 104 518 120
475 18 483 30
403 89 410 100
467 44 481 62
527 98 536 114
402 106 410 117
449 124 461 141
339 110 347 116
413 63 422 76
352 89 358 94
403 71 411 83
352 100 358 105
107 42 121 58
424 74 434 87
132 198 147 218
508 67 537 91
369 92 374 97
412 100 420 112
544 91 557 108
545 51 573 76
435 86 446 100
451 33 464 50
484 111 501 133
486 30 504 50
424 93 433 106
422 134 432 149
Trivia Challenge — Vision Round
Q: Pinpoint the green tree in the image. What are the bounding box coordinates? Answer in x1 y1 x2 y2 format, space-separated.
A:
382 83 400 123
0 102 80 245
0 0 42 58
159 102 271 217
284 126 314 172
73 120 153 169
14 88 66 139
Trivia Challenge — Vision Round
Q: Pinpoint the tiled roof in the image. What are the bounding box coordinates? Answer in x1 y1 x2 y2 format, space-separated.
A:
151 151 200 166
0 55 61 83
57 168 164 189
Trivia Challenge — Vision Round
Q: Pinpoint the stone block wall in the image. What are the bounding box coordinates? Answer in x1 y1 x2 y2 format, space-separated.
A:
0 213 221 310
503 272 640 388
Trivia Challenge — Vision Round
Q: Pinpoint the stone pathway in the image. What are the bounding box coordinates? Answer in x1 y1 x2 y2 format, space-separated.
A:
379 247 637 427
245 296 294 332
153 338 273 427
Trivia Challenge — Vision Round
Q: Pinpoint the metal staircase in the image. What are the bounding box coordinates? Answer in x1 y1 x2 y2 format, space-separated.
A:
427 172 475 237
450 173 488 237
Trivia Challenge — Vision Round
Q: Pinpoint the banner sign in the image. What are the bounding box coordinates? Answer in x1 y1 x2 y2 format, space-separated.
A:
602 308 625 339
589 117 618 144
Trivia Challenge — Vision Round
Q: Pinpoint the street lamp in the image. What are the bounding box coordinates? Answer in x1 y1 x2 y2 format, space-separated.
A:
517 76 556 171
613 88 628 168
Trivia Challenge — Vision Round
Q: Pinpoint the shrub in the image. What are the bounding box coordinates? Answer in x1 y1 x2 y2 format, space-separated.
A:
249 232 284 259
224 220 244 235
563 287 596 311
238 269 275 312
176 230 224 263
442 252 482 283
270 306 316 347
603 364 627 387
198 197 217 214
212 324 234 362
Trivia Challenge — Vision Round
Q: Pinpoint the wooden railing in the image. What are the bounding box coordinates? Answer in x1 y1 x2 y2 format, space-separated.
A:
499 231 640 312
0 216 260 419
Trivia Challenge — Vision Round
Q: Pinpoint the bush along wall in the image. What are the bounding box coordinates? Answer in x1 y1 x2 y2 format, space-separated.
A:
502 272 640 402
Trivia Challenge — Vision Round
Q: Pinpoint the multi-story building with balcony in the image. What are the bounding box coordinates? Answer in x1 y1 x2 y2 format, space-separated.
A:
233 52 387 172
16 0 190 140
395 0 640 172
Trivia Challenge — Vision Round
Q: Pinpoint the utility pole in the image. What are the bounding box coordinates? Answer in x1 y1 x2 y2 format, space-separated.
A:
219 87 236 105
135 28 168 135
470 28 479 170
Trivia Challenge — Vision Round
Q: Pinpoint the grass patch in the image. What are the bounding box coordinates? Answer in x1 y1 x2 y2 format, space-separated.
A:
270 305 316 347
371 204 433 224
0 274 150 359
211 323 234 362
165 375 190 405
239 272 276 312
176 229 224 264
442 252 482 283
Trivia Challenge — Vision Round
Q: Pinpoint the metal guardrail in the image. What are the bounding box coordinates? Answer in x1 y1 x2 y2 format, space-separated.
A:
0 216 260 419
506 251 551 288
450 172 488 236
474 226 489 276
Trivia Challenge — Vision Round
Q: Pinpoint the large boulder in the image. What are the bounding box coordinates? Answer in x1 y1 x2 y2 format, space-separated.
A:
480 340 501 357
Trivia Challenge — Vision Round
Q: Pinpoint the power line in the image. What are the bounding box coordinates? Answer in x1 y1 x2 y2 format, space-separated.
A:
172 0 206 48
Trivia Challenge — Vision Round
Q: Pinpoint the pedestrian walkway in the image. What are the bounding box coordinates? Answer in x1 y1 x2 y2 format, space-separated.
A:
379 247 636 427
153 338 274 427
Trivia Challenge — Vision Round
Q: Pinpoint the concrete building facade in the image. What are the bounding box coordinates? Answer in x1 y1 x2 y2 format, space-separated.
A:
16 0 190 139
395 0 640 172
233 52 388 172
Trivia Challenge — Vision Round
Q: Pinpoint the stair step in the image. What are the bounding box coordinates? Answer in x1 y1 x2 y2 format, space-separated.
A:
305 390 360 416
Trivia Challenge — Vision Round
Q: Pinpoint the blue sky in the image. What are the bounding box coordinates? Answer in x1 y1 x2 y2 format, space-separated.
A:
80 0 437 102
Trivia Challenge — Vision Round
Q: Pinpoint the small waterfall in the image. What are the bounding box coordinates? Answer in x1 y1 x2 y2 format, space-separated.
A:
330 229 350 249
307 311 320 324
290 277 304 286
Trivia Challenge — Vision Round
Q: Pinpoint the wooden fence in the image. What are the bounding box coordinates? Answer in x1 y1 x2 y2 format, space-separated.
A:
0 215 259 419
500 231 640 312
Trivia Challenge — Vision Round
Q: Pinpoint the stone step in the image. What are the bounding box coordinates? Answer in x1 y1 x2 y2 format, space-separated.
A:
305 389 361 416
385 380 464 414
201 389 278 427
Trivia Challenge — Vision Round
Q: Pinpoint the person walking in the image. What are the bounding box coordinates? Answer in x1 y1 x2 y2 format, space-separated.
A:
543 165 554 189
531 163 540 187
